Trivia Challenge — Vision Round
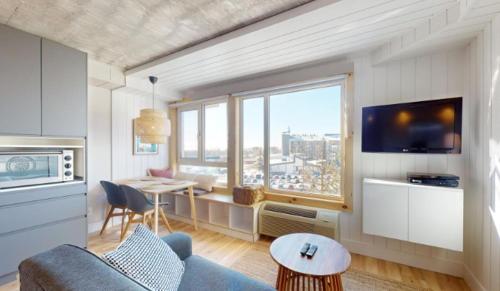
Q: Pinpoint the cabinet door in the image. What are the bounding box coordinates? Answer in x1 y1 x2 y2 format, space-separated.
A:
0 25 41 135
362 182 408 240
42 39 87 137
409 187 463 251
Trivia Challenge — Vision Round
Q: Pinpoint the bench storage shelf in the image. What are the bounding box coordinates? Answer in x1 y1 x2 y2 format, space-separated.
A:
161 193 261 242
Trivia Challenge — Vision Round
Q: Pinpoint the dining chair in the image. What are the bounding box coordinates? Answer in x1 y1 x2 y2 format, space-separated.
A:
120 185 173 241
99 181 128 238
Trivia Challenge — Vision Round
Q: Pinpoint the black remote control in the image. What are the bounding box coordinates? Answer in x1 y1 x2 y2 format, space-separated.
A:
300 243 311 256
306 244 318 258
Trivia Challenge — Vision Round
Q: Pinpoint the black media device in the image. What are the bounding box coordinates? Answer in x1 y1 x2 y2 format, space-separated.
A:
300 243 311 256
407 172 460 188
362 97 462 154
306 245 318 258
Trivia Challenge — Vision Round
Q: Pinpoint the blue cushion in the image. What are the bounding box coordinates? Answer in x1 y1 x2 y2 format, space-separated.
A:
178 255 275 291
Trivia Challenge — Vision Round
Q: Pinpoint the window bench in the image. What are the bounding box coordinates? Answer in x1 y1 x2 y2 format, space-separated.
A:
161 192 262 242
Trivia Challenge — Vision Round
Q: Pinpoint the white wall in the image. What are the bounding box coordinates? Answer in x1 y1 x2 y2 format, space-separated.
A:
87 85 112 233
341 48 467 276
111 89 169 180
463 16 500 291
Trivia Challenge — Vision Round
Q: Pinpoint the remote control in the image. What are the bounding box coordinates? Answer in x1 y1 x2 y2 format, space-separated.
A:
300 243 311 256
306 244 318 258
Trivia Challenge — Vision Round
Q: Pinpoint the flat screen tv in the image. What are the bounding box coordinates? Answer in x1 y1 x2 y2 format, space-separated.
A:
362 97 462 153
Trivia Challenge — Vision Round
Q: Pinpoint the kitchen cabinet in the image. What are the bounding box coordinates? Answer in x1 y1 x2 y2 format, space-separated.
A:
42 39 87 137
0 25 41 135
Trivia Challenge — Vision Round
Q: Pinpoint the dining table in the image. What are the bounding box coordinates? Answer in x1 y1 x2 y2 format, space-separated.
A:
114 176 198 234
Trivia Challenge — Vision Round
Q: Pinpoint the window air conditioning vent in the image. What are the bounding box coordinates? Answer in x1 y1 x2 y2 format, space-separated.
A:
259 202 339 240
263 203 317 219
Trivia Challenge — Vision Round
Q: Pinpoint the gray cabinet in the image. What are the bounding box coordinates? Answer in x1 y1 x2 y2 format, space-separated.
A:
0 183 87 283
0 25 41 135
42 39 87 137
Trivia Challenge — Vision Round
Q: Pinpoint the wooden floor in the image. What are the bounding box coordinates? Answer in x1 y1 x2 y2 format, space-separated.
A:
0 219 469 291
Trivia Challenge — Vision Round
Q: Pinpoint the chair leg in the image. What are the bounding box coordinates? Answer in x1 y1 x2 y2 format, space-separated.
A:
121 212 135 242
147 214 153 229
119 208 126 240
100 206 115 236
159 208 173 232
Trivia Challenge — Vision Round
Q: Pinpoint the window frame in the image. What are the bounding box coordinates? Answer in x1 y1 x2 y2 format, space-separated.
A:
238 79 347 201
177 98 228 170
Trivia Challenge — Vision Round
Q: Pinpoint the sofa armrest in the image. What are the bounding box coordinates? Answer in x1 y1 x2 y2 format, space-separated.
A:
161 232 192 260
19 245 149 291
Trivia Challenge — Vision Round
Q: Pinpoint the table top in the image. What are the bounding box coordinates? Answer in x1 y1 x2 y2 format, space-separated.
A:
270 233 351 276
114 176 197 194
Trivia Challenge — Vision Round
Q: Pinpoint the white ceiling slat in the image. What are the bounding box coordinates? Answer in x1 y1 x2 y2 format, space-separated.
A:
149 0 452 80
131 0 454 81
126 0 499 99
155 4 455 86
152 0 454 83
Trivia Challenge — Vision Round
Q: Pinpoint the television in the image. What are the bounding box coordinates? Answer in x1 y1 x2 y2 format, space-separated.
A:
362 97 462 153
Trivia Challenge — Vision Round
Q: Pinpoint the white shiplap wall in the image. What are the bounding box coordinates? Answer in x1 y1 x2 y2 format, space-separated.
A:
463 16 500 291
341 48 467 276
111 89 168 180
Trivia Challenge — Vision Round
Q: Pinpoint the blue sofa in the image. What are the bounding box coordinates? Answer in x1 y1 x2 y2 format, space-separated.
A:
18 232 275 291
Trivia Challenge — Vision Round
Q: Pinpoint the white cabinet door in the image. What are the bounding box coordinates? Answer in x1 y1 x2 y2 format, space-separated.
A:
363 182 408 240
409 187 463 251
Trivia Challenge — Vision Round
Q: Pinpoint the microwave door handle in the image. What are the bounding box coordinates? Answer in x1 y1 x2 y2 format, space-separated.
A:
58 155 63 181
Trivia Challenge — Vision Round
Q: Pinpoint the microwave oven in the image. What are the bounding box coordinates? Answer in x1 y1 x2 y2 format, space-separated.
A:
0 150 74 189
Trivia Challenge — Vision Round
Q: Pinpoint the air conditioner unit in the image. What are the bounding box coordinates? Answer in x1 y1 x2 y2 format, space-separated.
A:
259 201 340 240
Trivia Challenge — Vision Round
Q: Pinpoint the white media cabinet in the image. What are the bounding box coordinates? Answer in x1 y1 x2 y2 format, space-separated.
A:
362 178 463 251
160 192 261 242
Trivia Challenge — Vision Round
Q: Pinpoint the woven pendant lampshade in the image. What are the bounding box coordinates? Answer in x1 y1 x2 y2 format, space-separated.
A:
134 76 171 144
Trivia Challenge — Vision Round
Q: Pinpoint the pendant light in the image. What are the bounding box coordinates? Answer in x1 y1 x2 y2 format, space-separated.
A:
134 76 171 144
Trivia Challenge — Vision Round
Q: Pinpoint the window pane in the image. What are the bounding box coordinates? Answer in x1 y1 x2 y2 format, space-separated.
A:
242 97 264 185
181 110 198 159
269 86 342 196
179 165 227 185
204 102 227 163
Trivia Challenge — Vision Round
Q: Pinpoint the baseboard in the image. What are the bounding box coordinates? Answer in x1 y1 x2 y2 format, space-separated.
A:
464 264 487 291
341 239 464 277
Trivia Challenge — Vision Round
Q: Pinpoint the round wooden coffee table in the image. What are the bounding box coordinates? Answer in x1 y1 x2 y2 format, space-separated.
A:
270 233 351 291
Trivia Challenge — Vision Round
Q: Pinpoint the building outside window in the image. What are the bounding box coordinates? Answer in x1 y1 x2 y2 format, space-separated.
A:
240 82 344 197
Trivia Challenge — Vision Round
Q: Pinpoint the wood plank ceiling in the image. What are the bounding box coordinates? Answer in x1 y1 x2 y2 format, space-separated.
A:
127 0 460 97
0 0 312 68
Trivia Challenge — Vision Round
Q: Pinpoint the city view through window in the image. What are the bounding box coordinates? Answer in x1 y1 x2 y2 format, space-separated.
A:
243 85 342 196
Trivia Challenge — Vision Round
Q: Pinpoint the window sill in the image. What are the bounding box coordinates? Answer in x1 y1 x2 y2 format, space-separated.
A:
264 191 351 212
207 187 351 212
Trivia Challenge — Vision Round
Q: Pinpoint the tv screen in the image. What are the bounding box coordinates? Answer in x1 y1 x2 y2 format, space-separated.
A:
362 97 462 153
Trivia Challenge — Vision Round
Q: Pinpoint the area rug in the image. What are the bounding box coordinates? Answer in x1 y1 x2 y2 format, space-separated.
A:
230 247 432 291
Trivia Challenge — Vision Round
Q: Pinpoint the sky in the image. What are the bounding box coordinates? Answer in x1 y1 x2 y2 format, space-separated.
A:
244 85 341 148
182 85 342 151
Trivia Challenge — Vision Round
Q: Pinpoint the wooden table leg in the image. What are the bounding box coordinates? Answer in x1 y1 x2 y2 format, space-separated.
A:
153 194 159 235
188 186 198 230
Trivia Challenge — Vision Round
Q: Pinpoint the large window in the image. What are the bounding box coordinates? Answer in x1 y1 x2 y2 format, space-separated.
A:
178 100 228 184
241 97 265 185
240 83 344 197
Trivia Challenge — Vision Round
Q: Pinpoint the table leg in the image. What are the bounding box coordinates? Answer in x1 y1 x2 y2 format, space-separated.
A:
153 194 159 235
188 186 198 230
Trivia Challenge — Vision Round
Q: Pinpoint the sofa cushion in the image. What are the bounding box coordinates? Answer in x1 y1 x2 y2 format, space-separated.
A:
103 224 184 291
178 255 275 291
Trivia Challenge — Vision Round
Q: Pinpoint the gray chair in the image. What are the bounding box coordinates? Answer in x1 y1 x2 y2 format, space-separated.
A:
99 181 127 239
121 185 172 240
